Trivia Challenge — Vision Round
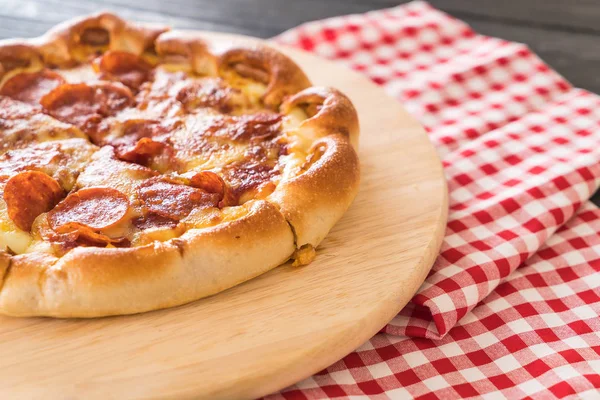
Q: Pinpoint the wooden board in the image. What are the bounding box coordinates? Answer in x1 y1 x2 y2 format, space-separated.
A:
0 33 448 399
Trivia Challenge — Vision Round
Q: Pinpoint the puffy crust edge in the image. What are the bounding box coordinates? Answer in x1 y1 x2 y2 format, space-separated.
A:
0 14 311 109
156 30 312 107
282 87 359 149
0 200 295 317
0 12 168 81
37 12 169 65
217 44 312 107
269 134 360 248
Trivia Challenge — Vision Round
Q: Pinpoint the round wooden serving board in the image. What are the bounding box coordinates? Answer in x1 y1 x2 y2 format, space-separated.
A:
0 33 447 399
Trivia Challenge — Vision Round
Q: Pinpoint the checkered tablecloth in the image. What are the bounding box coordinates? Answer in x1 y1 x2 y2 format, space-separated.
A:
266 1 600 398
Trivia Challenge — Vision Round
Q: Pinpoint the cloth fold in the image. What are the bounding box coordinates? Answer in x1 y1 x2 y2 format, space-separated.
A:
274 0 600 340
269 203 600 399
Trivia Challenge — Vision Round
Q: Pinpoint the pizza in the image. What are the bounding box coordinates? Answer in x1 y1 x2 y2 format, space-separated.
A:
0 13 359 317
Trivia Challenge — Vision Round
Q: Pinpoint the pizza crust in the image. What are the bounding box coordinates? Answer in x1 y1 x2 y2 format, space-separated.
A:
0 12 360 317
0 200 294 317
270 134 360 248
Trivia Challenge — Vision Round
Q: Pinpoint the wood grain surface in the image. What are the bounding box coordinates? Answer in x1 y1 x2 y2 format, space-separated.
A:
0 0 598 205
0 33 447 399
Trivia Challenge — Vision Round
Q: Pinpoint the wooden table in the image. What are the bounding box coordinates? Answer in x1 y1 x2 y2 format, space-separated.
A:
1 0 599 206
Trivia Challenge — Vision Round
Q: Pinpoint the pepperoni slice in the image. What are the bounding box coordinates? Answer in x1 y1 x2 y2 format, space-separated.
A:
138 178 220 221
52 222 130 248
188 171 225 196
105 120 180 172
3 171 64 231
0 69 65 105
117 137 167 162
47 187 130 232
41 82 134 132
185 170 237 207
97 51 152 90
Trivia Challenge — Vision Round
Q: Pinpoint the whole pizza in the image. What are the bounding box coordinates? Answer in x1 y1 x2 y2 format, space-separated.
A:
0 13 360 317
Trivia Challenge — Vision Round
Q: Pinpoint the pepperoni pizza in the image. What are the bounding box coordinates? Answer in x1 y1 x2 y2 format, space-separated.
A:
0 13 359 317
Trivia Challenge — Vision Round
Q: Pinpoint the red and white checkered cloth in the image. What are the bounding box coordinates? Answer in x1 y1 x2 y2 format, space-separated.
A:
266 1 600 398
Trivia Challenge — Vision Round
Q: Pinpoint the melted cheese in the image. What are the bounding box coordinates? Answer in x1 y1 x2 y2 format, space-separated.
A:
278 108 311 180
75 147 154 198
0 98 87 154
57 64 100 84
0 204 32 254
220 69 266 107
172 113 248 170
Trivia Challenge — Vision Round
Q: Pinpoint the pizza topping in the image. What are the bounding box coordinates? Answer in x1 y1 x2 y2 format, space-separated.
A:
138 69 187 99
193 113 282 144
184 170 236 207
188 170 225 196
41 82 134 132
96 51 152 90
109 119 168 158
135 69 186 117
138 178 221 221
50 223 130 248
104 119 180 172
0 95 36 120
0 97 86 153
300 143 327 172
75 147 159 194
117 136 168 161
176 78 237 113
137 70 246 116
221 161 279 204
0 69 65 105
0 144 63 176
4 171 64 231
133 213 178 230
0 33 326 255
48 187 130 232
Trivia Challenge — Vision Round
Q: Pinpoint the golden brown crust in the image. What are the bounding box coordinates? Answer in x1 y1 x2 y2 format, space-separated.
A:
155 31 312 107
0 12 360 318
0 41 43 82
217 45 311 108
37 12 169 66
281 87 360 149
270 134 360 248
155 31 218 75
0 200 294 317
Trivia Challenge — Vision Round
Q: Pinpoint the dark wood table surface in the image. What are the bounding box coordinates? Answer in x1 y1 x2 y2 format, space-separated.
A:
0 0 598 205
